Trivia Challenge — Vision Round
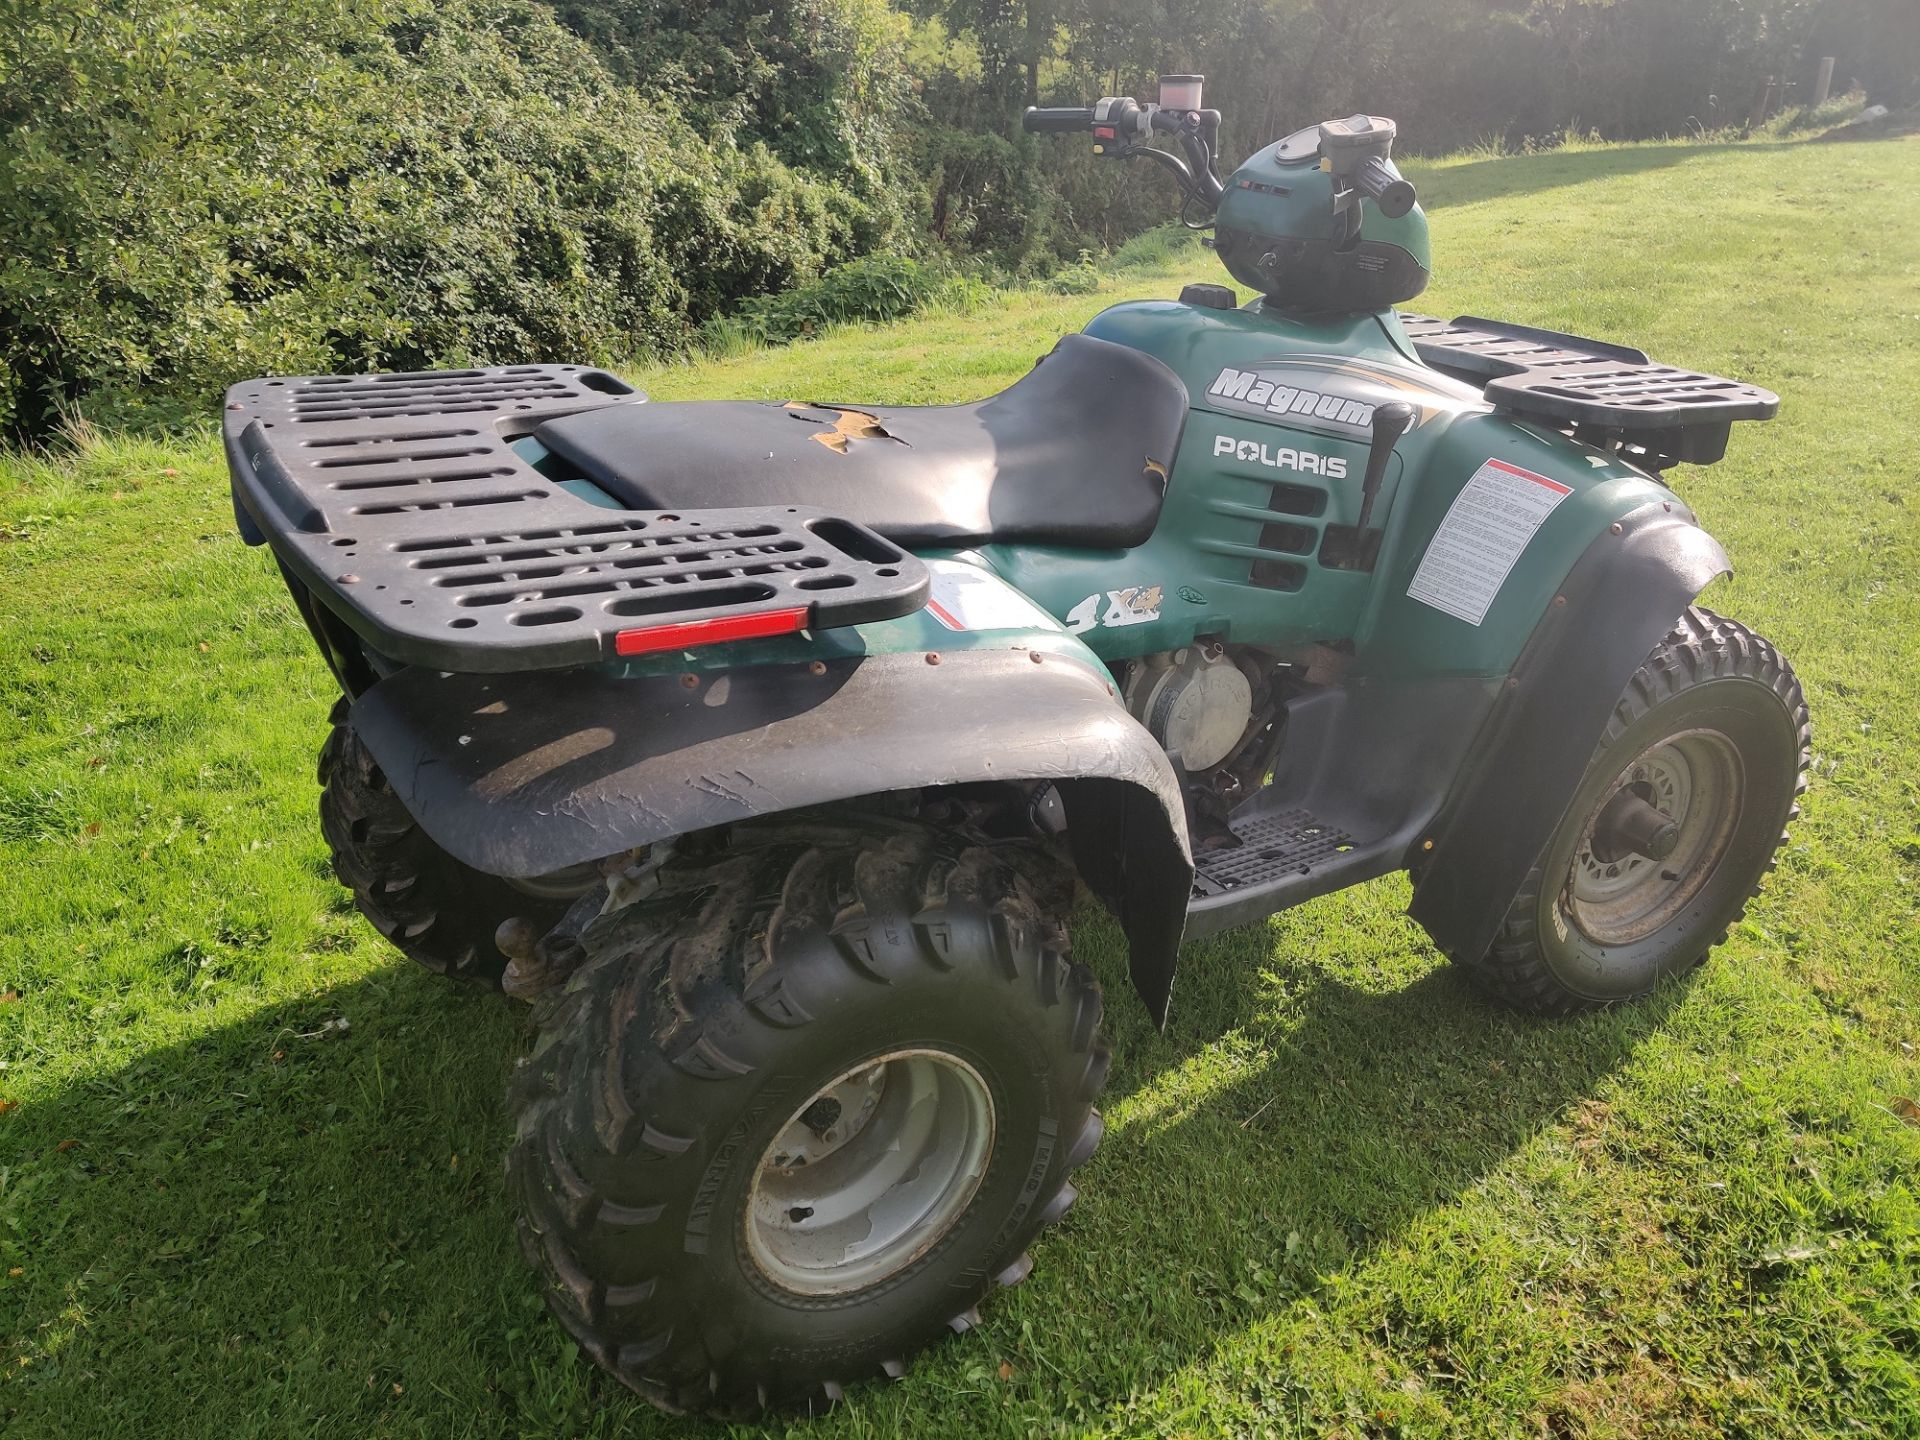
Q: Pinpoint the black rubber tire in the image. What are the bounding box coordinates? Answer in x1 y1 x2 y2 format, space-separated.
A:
506 819 1107 1415
317 698 561 987
1462 607 1810 1017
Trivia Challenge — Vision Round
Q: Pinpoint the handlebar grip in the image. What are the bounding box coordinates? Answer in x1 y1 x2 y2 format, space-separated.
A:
1022 106 1096 134
1352 156 1417 219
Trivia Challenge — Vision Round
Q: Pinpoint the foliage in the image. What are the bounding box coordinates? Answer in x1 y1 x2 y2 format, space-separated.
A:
714 254 966 346
1 0 1915 440
1109 222 1207 271
545 0 915 178
0 0 902 440
1043 250 1106 294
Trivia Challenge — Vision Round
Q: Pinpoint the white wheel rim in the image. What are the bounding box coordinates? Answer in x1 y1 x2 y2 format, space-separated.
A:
744 1049 995 1295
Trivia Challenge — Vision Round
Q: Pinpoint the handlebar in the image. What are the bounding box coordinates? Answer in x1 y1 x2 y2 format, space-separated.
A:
1350 155 1417 220
1024 88 1421 242
1022 97 1225 222
1022 107 1096 134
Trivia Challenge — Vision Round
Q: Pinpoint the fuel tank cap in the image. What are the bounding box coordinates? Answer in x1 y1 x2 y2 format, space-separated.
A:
1179 283 1238 310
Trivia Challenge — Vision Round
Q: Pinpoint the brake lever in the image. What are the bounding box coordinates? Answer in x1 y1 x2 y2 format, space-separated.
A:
1119 143 1204 209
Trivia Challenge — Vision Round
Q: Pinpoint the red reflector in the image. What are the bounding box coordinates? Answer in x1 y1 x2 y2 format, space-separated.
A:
613 606 809 657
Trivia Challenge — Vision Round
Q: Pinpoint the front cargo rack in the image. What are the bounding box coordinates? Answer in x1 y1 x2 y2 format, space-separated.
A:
222 365 930 673
1398 313 1779 468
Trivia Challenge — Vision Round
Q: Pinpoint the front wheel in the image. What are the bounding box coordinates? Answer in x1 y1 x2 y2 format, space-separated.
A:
1463 608 1809 1016
506 819 1106 1415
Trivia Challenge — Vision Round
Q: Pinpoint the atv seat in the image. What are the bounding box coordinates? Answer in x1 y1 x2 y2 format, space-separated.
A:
532 334 1187 550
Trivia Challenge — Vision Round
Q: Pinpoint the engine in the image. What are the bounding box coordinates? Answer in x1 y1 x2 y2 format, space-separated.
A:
1121 646 1248 770
1121 645 1287 847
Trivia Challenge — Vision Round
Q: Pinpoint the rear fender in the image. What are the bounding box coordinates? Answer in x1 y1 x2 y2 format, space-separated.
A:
1406 502 1731 963
349 568 1198 1023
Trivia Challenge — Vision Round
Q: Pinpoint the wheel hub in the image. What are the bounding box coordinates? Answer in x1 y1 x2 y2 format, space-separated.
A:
746 1049 995 1296
1566 729 1744 946
1588 783 1680 863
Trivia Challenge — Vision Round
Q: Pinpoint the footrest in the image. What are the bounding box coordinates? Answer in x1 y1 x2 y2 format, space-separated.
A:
1192 808 1356 898
222 366 929 673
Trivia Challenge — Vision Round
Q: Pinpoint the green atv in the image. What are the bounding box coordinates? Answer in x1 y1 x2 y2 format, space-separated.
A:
224 78 1808 1415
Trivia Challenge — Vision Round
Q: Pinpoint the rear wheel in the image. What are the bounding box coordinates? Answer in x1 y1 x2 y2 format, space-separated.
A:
318 699 562 987
1464 608 1809 1016
507 818 1106 1415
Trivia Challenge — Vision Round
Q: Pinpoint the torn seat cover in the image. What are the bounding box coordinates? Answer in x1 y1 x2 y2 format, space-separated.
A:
533 334 1188 550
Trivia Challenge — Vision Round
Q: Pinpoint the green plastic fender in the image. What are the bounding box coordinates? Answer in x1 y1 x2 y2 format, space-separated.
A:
1406 502 1731 964
1348 411 1679 678
347 559 1201 1023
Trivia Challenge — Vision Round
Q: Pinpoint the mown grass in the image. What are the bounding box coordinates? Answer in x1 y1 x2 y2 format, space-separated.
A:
3 135 1919 1438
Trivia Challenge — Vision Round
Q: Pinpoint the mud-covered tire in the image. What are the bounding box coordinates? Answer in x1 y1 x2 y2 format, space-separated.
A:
318 698 561 987
506 819 1107 1415
1462 607 1810 1016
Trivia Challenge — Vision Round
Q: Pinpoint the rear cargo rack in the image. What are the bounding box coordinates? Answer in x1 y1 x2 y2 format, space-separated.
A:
223 365 929 673
1398 314 1778 468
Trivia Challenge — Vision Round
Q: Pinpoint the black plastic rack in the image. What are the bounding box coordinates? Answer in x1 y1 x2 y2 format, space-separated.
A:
1399 313 1779 468
223 366 930 673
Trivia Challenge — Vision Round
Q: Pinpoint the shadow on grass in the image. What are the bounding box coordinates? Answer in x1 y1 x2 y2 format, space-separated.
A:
1412 138 1809 210
1048 910 1687 1421
0 912 1685 1437
0 964 576 1436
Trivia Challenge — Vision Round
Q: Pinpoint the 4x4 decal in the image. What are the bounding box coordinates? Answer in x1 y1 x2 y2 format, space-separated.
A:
1064 585 1163 632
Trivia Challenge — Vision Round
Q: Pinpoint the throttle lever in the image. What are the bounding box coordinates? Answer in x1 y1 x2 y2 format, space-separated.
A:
1351 157 1417 220
1319 114 1417 222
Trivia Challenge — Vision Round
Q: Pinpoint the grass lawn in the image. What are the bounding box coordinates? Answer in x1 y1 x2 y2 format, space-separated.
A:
3 134 1919 1438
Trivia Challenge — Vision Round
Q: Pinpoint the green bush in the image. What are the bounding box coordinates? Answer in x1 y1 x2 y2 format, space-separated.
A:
0 0 905 441
1110 225 1206 272
721 255 956 345
1043 251 1104 295
546 0 914 180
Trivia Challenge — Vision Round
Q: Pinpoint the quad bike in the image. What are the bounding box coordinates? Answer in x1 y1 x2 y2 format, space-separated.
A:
223 76 1808 1415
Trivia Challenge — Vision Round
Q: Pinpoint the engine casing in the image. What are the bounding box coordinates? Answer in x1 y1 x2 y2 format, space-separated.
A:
1122 647 1253 772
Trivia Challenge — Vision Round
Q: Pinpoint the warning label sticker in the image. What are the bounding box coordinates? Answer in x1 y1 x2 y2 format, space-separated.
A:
1407 457 1574 625
924 560 1060 633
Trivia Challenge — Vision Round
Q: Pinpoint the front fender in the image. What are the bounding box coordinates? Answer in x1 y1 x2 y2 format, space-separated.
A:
351 641 1197 1023
1406 503 1731 964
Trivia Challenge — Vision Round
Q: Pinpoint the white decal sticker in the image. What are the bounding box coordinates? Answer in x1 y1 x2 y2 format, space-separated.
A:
923 560 1060 633
1209 367 1379 430
1211 433 1349 479
1103 586 1162 627
1407 457 1574 626
1064 586 1162 633
1201 356 1486 439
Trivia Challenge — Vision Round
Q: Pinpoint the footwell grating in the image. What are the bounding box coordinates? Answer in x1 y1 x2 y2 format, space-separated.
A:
1192 809 1356 897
